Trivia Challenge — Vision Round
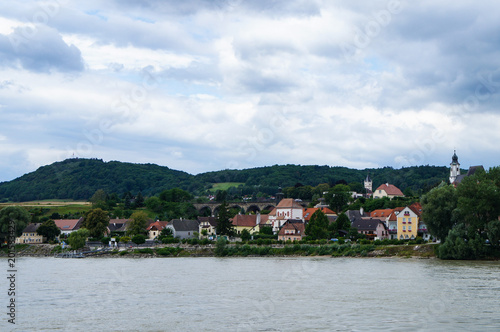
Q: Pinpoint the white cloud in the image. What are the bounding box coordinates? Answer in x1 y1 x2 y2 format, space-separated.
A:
0 0 499 182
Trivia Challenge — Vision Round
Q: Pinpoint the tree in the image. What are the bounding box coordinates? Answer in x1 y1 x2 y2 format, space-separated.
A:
160 227 173 238
456 170 500 234
240 229 251 241
216 201 234 236
159 188 192 202
127 211 150 236
36 219 61 242
305 210 329 240
145 196 163 213
421 184 458 241
326 184 351 213
134 192 145 208
487 219 500 248
329 212 350 237
0 206 31 244
438 223 487 260
68 228 90 249
82 208 110 238
90 189 107 208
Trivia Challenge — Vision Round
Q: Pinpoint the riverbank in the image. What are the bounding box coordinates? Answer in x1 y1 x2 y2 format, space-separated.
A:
0 243 439 258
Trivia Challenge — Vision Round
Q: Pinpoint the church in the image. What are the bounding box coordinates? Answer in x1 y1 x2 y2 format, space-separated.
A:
449 150 484 186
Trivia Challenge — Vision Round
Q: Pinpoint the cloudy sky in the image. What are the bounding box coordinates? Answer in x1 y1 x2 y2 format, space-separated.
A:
0 0 499 182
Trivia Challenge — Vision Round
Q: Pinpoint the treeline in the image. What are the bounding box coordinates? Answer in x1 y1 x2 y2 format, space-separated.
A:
0 158 450 202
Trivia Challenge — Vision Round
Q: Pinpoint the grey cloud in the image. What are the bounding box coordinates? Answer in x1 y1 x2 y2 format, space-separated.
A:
0 25 84 73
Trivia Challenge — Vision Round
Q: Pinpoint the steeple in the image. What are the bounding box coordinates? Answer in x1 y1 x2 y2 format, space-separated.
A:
364 173 373 192
449 150 460 184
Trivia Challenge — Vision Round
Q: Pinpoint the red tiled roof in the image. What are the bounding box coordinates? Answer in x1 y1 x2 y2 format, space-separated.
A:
370 209 394 218
408 202 423 216
259 215 270 224
54 218 82 231
303 207 336 221
147 221 168 231
276 198 303 209
232 214 258 227
388 207 405 221
375 183 404 196
268 208 276 216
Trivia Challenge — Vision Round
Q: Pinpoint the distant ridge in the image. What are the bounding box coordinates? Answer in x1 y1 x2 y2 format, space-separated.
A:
0 158 450 202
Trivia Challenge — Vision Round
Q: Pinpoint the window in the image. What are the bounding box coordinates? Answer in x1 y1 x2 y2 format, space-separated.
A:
403 226 406 231
408 218 412 224
408 226 412 231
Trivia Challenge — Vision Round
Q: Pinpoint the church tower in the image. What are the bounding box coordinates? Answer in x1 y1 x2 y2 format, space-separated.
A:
364 173 372 192
449 150 460 184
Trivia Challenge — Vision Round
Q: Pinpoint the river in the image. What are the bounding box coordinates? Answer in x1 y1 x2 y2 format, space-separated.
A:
2 257 500 331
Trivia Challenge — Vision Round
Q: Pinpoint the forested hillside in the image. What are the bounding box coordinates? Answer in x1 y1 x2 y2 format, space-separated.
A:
0 158 451 202
198 164 450 195
0 159 198 201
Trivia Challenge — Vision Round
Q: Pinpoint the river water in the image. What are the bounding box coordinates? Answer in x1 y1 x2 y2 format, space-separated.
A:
1 257 500 331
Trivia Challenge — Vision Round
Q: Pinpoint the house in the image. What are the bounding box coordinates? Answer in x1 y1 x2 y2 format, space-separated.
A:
397 203 423 240
278 220 305 242
198 217 218 238
107 218 129 235
166 219 199 239
373 183 404 199
351 218 389 240
386 207 404 239
15 223 45 244
54 218 83 236
232 214 260 235
268 198 304 233
147 220 169 240
303 207 336 222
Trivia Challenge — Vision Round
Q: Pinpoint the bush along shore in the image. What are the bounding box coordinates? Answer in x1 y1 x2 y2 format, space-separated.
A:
0 241 439 259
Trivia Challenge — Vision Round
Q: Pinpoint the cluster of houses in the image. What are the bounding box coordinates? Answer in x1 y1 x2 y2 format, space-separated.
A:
15 151 479 245
13 195 428 244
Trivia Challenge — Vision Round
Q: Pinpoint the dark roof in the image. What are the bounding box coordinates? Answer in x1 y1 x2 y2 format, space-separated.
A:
351 218 386 231
22 223 42 233
346 210 366 222
467 165 484 176
198 217 218 227
169 219 199 232
454 165 485 185
451 150 459 164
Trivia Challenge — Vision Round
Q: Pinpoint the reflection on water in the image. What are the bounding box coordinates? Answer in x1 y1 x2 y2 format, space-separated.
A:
2 257 500 331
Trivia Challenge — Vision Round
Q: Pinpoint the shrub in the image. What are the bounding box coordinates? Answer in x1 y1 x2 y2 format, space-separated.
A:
101 237 111 245
121 236 131 243
119 250 129 256
131 234 146 245
135 248 153 254
156 247 182 256
215 238 228 256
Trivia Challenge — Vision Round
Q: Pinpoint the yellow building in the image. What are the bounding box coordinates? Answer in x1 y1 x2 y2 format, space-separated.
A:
397 203 422 240
15 223 46 244
232 214 259 235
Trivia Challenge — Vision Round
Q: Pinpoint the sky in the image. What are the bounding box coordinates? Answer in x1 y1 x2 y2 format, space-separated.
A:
0 0 499 182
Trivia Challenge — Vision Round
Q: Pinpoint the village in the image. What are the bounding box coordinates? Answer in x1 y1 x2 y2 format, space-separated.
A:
10 151 491 257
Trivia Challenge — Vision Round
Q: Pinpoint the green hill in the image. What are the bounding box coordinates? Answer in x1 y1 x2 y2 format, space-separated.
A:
0 158 450 202
0 158 197 201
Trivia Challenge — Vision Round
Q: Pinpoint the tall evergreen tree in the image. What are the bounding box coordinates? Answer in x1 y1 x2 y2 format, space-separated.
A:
216 201 234 236
305 210 329 240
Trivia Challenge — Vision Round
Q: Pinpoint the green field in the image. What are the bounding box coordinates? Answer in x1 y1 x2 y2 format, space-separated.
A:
209 182 244 192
